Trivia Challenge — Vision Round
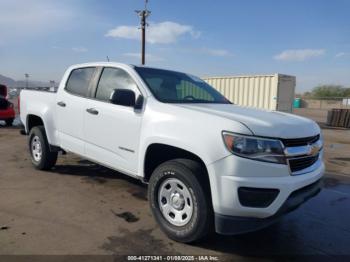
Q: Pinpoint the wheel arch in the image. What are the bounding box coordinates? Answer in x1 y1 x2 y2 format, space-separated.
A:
26 114 60 152
143 143 210 184
26 114 45 133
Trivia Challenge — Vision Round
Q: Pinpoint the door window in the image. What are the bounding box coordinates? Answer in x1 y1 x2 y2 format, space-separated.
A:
175 80 215 101
65 67 96 97
95 68 139 102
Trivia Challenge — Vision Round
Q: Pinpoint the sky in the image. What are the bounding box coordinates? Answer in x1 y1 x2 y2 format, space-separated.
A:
0 0 349 92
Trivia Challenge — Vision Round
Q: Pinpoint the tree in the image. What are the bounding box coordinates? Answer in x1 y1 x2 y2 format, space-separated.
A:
344 88 350 97
311 85 349 98
302 91 312 98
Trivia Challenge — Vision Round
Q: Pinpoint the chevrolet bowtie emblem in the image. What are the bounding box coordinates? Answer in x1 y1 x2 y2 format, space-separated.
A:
308 144 319 156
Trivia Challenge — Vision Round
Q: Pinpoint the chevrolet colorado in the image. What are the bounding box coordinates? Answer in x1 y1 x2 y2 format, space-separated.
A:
20 62 324 243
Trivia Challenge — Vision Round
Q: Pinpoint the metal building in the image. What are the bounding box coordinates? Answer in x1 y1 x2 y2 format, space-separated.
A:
203 74 296 112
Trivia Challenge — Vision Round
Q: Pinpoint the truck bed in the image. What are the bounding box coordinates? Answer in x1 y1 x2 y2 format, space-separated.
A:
20 90 58 145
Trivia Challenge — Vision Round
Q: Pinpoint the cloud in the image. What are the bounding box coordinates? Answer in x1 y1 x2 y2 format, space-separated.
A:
72 47 88 53
123 53 164 62
0 0 73 39
335 52 346 58
106 21 200 44
201 48 233 57
274 49 325 61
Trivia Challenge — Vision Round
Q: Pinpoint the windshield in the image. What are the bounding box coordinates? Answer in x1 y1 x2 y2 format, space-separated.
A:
135 67 230 104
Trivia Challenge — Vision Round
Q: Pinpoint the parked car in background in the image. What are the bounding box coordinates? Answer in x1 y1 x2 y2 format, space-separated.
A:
0 84 15 126
20 62 324 243
8 88 19 99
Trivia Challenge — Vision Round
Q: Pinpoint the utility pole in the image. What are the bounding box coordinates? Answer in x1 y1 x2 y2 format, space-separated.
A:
25 73 30 89
135 0 151 65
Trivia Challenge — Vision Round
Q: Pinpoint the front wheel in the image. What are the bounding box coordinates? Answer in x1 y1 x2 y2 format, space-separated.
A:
148 159 213 243
29 126 58 170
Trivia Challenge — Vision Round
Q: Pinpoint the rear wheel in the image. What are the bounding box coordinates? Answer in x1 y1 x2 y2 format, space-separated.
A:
148 159 213 243
29 126 58 170
5 118 14 126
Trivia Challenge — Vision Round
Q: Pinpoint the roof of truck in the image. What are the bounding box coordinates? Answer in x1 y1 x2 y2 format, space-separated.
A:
69 61 135 69
68 62 181 73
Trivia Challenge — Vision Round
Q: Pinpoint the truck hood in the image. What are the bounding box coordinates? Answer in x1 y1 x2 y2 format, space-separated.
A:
178 104 320 139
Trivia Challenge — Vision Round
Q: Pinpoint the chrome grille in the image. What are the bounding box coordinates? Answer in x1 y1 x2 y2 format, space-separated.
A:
282 134 322 175
288 154 320 173
282 135 320 147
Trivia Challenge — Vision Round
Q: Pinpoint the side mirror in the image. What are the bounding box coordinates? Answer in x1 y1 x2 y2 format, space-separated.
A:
110 89 136 107
134 95 144 110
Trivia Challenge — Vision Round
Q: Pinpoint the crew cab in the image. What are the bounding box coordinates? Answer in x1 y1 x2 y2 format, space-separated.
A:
20 62 324 243
0 84 15 126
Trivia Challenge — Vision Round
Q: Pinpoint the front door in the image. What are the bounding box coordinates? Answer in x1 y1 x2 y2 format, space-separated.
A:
84 67 143 175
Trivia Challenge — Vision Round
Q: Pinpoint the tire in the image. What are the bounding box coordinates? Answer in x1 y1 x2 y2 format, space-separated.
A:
5 118 14 126
148 159 213 243
28 126 58 170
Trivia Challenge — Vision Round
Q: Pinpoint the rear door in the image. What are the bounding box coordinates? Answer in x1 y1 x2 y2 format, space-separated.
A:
84 67 143 175
56 67 97 155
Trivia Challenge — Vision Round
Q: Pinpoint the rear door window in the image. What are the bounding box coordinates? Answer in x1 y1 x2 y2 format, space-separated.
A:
65 67 96 97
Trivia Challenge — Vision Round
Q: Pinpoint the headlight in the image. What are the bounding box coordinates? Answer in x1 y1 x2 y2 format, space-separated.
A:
222 132 286 164
319 131 324 147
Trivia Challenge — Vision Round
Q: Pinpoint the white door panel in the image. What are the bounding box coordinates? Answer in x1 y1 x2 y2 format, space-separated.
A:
56 91 86 155
56 67 96 155
84 100 142 174
83 67 143 175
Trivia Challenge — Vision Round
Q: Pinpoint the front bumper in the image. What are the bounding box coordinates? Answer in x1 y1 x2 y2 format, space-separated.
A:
207 152 325 234
215 179 322 234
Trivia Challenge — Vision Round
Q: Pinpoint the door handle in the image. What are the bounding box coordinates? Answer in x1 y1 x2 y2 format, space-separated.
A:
86 108 99 115
57 101 66 107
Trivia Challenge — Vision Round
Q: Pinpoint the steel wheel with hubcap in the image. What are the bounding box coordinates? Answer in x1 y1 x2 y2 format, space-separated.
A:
158 178 194 227
31 136 43 162
28 126 58 170
149 159 213 243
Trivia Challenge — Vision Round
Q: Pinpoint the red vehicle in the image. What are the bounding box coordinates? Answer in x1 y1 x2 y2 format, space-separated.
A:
0 84 16 126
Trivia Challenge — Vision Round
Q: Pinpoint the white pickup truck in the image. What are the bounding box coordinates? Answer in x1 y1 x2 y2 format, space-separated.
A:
20 62 324 243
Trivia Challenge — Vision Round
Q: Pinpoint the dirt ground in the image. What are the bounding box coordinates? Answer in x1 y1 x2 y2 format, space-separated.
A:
0 108 350 260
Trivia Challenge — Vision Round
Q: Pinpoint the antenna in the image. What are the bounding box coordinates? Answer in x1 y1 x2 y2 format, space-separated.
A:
135 0 151 65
